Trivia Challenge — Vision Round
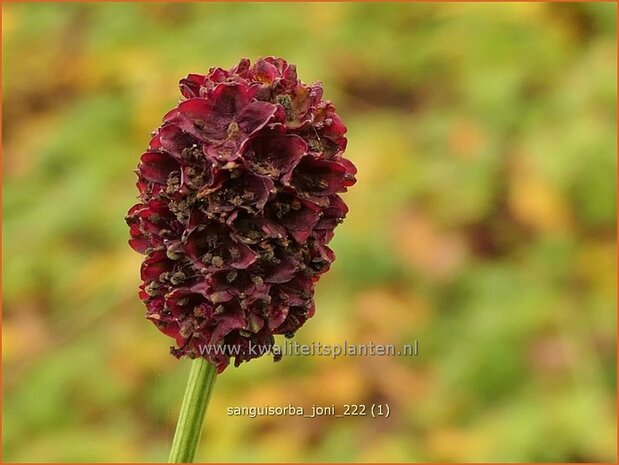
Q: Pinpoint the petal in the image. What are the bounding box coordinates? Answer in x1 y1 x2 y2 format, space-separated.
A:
209 83 257 118
307 239 335 274
209 270 257 298
180 159 215 191
184 221 257 271
276 83 318 129
227 241 259 269
251 58 281 84
242 127 307 177
166 289 211 319
276 273 314 306
236 101 281 137
136 177 166 201
315 194 348 230
255 246 301 284
128 236 151 254
287 156 355 199
206 67 232 85
184 221 231 263
227 210 286 244
179 74 207 99
164 98 229 141
268 302 289 330
313 102 348 153
337 156 357 177
151 123 192 154
274 303 313 335
211 301 247 343
231 58 251 77
126 203 149 223
205 170 274 213
140 250 172 283
265 192 321 242
139 152 180 184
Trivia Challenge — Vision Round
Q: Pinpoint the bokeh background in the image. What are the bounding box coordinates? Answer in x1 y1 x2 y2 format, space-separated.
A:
2 2 617 462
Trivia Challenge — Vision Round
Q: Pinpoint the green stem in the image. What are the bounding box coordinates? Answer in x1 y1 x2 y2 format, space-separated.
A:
168 358 217 463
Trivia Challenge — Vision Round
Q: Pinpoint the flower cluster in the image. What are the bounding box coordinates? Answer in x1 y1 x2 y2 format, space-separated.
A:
126 57 356 372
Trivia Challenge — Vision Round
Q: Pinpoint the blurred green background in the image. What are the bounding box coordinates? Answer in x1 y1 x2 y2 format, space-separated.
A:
2 2 617 462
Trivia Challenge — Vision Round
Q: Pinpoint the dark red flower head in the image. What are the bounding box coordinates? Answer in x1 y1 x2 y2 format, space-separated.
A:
126 57 356 372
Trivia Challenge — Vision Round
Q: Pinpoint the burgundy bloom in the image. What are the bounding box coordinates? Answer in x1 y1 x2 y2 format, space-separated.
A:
126 57 356 372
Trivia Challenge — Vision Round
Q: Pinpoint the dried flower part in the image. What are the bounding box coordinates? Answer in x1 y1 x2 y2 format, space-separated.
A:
126 57 356 372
